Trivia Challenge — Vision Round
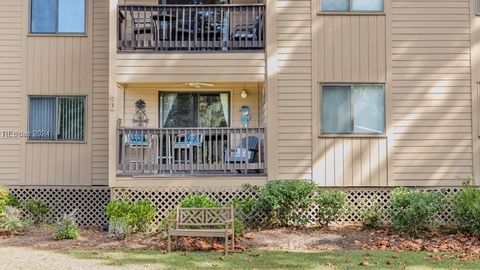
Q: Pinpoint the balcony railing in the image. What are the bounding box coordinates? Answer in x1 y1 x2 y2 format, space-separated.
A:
118 4 265 52
117 127 266 176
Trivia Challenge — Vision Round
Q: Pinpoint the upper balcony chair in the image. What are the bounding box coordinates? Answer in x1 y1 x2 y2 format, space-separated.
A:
224 136 259 173
232 15 262 43
126 10 157 50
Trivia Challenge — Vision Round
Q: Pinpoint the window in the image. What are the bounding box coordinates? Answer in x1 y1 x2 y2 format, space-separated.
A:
160 92 230 128
30 0 86 34
321 84 384 134
321 0 384 12
29 96 85 141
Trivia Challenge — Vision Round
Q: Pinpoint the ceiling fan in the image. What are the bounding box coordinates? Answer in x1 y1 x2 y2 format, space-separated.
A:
185 82 215 88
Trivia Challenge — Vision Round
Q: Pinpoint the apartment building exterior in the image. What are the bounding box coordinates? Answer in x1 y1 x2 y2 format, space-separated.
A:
0 0 479 223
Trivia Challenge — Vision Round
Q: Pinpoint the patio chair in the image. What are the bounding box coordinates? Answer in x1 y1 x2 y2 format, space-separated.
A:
224 136 259 173
128 10 157 49
172 133 204 165
124 131 151 147
232 15 262 41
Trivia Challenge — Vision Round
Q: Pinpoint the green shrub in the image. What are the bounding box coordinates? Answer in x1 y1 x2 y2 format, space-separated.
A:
315 190 348 228
106 199 156 236
7 194 20 208
128 200 157 232
54 212 80 240
178 194 220 208
361 203 383 229
0 206 31 232
390 187 442 237
451 182 480 237
0 186 8 214
256 180 316 227
22 199 50 224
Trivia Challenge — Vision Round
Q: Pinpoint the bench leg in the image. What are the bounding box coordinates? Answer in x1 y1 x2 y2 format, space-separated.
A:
231 234 235 251
167 235 171 253
176 236 179 251
225 235 228 255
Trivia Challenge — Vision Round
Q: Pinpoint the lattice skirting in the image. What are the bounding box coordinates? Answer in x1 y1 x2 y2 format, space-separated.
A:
8 187 110 227
112 187 460 228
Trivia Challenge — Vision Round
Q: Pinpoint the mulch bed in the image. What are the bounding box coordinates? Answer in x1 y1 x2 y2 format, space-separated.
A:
355 227 480 261
1 225 479 260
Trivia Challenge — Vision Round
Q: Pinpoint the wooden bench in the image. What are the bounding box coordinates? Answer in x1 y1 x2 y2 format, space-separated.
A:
167 207 235 254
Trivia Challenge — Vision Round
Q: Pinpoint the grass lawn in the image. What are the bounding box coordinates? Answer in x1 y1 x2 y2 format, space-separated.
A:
67 249 480 270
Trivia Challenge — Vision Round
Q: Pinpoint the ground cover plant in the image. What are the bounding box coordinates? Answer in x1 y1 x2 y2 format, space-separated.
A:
53 212 80 240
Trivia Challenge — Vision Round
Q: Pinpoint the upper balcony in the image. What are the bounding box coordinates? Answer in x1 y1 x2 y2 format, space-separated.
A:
117 3 265 52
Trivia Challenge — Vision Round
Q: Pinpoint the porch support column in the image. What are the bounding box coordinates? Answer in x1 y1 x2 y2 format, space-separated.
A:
265 0 278 180
109 0 119 188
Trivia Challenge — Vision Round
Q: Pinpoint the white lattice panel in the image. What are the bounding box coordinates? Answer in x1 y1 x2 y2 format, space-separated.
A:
112 187 460 228
9 187 110 227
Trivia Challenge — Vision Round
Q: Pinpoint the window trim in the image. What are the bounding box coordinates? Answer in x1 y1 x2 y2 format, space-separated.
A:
158 90 232 128
29 0 87 36
318 0 385 15
28 95 87 142
319 83 386 137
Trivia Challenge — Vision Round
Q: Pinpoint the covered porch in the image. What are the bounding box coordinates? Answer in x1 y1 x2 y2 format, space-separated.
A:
115 82 266 177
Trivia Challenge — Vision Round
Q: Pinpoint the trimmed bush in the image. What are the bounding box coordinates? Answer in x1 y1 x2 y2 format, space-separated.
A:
178 194 220 208
390 187 442 237
315 190 348 228
22 199 50 224
54 212 80 240
451 182 480 237
256 180 316 227
106 199 156 236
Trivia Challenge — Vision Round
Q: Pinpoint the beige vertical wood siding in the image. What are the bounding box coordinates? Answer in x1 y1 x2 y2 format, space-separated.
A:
23 0 93 186
317 15 386 82
312 9 388 186
0 0 110 187
390 0 473 186
314 138 388 186
0 0 23 185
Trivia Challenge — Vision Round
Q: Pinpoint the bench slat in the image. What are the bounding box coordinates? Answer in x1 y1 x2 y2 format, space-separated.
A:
169 229 234 237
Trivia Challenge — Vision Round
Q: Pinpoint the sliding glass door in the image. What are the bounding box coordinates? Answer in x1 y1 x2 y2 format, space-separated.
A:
160 92 230 128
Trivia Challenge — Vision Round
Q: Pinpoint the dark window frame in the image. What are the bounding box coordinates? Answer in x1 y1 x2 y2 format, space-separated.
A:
29 0 87 35
28 96 86 141
320 0 384 13
320 84 386 135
